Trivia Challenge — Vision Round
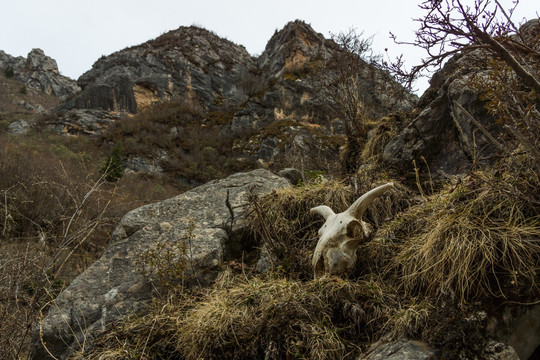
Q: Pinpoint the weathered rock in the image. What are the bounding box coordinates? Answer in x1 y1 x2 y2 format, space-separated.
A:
61 26 255 114
278 167 303 185
487 304 540 360
361 339 439 360
52 109 123 135
224 21 415 166
0 49 80 99
383 20 540 177
481 341 520 360
382 50 499 176
7 119 34 135
31 169 290 360
0 50 25 76
125 156 163 175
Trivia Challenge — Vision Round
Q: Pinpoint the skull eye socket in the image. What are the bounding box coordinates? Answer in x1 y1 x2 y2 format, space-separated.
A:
346 220 362 238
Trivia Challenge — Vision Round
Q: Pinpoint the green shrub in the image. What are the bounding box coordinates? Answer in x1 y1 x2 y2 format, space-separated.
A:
4 66 14 78
101 143 123 182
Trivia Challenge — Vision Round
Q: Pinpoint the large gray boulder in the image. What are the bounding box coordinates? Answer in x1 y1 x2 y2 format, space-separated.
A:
31 169 290 360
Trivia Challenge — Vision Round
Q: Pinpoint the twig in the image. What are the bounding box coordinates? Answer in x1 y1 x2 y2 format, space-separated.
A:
453 101 509 156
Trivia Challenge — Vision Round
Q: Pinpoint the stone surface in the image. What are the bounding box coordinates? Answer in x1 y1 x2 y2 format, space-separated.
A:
53 109 123 135
31 169 290 360
383 20 540 177
61 26 255 114
361 339 439 360
382 50 498 176
277 167 303 185
7 119 33 135
0 49 80 99
487 304 540 360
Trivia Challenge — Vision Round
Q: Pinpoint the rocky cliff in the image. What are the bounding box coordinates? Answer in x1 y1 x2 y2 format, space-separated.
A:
0 48 80 99
382 19 540 177
53 20 415 173
60 26 255 114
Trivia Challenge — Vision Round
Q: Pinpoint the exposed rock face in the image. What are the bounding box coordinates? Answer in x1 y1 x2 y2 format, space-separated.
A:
7 119 34 135
0 50 26 76
31 169 290 360
487 304 540 360
225 20 415 167
61 26 255 114
382 50 498 176
383 19 540 177
0 49 80 99
55 21 415 168
53 109 124 135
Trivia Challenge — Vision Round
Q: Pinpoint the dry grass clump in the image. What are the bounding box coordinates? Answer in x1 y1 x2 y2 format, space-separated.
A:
381 158 539 303
176 273 398 360
74 273 398 360
360 114 403 164
251 177 409 278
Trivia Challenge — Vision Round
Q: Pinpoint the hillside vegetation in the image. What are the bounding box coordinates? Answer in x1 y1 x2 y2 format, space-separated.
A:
1 2 539 359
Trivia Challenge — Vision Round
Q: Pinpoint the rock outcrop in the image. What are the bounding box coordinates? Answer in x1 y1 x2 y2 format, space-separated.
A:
383 19 540 177
0 49 80 99
361 339 439 360
31 169 290 360
382 50 498 176
61 26 255 114
54 21 415 168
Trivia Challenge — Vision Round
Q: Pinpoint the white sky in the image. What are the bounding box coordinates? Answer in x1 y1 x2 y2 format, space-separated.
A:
1 0 538 95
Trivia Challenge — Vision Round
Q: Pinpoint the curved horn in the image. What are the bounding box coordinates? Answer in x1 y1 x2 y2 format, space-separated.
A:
310 205 335 220
346 182 394 220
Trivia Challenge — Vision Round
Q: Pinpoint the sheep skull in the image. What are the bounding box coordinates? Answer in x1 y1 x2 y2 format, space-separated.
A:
310 183 393 278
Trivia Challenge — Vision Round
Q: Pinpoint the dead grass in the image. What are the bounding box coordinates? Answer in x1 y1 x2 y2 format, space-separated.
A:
379 155 539 303
74 271 399 360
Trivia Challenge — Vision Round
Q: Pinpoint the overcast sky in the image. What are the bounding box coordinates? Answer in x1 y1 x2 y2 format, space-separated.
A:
1 0 538 94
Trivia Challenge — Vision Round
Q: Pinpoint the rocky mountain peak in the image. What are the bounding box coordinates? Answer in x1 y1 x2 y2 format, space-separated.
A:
259 20 330 77
0 48 79 99
66 25 256 114
25 48 59 74
143 25 251 57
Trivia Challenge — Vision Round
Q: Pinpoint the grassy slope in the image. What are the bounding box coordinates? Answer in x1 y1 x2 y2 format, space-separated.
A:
73 153 539 360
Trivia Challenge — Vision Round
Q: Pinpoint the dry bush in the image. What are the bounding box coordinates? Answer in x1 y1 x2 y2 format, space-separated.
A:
0 132 179 359
104 98 259 187
379 155 539 304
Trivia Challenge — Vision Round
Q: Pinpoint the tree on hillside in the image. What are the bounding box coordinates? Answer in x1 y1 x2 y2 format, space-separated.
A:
323 29 377 174
384 0 540 173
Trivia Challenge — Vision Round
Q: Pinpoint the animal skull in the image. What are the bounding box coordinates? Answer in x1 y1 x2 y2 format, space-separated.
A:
310 183 394 278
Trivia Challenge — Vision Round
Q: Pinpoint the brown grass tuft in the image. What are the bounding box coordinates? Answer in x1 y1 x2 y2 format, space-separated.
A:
381 156 539 303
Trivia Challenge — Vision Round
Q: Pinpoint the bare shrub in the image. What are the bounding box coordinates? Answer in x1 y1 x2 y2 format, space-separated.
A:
0 135 122 358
